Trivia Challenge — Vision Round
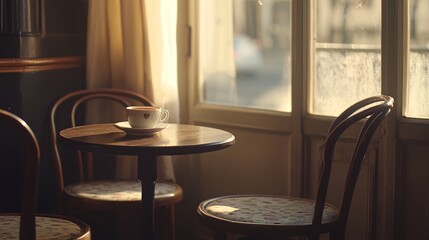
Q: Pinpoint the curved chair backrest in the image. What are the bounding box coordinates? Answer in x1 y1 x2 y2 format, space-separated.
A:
311 95 393 238
49 88 154 205
0 109 41 239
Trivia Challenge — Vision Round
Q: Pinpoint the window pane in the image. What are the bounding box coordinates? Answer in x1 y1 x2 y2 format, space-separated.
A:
406 0 429 119
199 0 291 112
311 0 381 116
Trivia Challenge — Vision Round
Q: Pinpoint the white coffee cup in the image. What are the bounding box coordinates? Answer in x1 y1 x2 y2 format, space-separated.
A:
126 106 169 129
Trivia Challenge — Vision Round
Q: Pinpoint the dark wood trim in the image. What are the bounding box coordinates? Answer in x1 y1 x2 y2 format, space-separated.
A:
0 56 85 73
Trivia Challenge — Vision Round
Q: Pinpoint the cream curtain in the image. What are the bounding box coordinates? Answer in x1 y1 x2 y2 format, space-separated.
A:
86 0 178 181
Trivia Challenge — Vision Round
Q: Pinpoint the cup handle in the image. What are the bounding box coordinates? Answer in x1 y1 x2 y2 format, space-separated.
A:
160 109 169 122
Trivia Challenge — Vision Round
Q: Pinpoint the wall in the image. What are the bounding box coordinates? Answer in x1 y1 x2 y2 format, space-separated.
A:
0 0 88 212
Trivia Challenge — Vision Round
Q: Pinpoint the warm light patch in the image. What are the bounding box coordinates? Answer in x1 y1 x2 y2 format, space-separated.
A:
207 205 239 213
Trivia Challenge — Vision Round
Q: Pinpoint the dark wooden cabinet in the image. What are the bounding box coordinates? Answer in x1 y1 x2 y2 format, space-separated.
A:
0 0 87 213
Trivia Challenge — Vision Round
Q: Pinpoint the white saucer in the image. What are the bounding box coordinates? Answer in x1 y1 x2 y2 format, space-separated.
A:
113 122 170 136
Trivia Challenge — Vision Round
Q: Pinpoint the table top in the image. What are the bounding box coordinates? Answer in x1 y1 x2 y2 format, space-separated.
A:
59 123 235 156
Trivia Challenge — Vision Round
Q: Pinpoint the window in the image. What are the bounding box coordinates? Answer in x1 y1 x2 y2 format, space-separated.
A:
406 0 429 119
199 0 292 112
310 0 382 116
189 1 429 239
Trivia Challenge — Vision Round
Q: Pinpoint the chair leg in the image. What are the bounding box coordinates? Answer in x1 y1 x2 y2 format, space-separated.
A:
154 204 176 240
214 231 227 240
309 233 320 240
168 204 176 240
329 228 344 240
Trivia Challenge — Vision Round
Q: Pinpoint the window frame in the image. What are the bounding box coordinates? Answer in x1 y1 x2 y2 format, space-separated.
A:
184 2 429 238
188 0 293 134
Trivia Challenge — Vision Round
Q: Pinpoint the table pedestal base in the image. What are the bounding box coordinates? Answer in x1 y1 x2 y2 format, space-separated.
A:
138 154 157 240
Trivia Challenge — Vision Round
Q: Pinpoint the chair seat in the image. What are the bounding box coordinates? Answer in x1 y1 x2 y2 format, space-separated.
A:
65 180 182 205
198 195 338 227
0 214 91 240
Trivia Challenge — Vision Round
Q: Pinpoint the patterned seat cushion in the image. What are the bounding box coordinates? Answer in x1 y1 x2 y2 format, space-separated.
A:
65 180 177 201
0 215 85 240
200 195 338 226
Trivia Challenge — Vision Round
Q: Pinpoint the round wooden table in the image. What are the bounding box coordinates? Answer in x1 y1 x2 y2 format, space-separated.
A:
59 123 235 240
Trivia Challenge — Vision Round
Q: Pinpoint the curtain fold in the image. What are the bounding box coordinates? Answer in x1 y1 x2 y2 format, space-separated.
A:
86 0 178 181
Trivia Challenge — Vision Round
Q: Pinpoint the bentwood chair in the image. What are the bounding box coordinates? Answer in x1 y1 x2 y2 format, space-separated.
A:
49 88 183 239
0 109 91 240
197 95 394 240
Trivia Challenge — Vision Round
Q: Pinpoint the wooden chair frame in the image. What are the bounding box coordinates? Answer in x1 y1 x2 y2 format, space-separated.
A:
49 88 182 239
197 95 394 240
0 109 91 240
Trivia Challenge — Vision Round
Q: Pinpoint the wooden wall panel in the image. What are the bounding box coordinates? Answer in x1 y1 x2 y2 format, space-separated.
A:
306 138 378 240
178 124 291 239
0 0 87 213
398 143 429 239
